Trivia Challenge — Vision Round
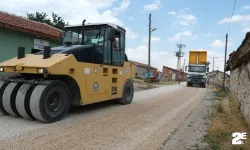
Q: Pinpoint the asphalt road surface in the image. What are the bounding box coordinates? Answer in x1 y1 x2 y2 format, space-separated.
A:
0 82 207 150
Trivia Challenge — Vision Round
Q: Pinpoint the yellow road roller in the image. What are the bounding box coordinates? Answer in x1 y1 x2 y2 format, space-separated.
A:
0 20 135 123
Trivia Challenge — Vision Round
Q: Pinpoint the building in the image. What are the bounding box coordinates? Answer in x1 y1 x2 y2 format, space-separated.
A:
226 31 250 121
162 66 187 81
0 11 62 62
206 70 230 87
129 60 157 77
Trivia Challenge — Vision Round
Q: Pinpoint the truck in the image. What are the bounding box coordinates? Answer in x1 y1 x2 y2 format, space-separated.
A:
185 50 209 88
144 71 162 83
0 20 135 123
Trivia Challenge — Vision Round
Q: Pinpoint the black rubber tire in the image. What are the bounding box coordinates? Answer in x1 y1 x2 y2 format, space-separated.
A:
30 81 71 123
2 82 22 117
117 79 134 105
0 81 8 114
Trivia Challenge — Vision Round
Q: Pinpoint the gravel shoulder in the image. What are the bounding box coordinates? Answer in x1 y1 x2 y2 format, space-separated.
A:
159 88 213 150
0 83 207 150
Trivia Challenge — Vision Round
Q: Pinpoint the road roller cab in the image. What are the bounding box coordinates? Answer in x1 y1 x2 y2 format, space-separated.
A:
0 21 136 123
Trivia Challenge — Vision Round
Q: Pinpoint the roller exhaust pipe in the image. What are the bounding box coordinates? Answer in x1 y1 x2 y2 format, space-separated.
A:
17 47 25 59
81 19 86 45
43 46 51 59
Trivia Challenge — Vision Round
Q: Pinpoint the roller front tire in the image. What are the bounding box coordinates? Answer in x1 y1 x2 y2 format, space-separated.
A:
30 81 71 123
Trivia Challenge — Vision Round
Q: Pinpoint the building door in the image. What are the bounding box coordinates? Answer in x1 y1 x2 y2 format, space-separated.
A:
172 73 176 80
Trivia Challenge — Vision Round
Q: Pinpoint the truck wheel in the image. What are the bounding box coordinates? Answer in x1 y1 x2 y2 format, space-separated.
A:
30 81 71 123
203 84 206 88
187 82 192 87
118 79 134 105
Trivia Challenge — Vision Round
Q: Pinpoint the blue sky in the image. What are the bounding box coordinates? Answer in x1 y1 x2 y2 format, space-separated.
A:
0 0 249 71
120 0 250 71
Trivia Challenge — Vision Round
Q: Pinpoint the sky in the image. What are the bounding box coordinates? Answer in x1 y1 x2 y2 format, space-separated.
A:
0 0 249 72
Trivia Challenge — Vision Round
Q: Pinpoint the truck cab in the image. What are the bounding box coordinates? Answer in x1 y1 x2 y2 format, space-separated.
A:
186 64 209 88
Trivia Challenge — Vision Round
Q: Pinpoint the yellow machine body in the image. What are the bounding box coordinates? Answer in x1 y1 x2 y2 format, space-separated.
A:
0 54 136 105
0 22 136 123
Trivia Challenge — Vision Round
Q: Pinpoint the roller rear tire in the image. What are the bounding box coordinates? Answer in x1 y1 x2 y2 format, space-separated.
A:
16 83 35 120
2 82 22 117
0 81 8 114
118 79 134 105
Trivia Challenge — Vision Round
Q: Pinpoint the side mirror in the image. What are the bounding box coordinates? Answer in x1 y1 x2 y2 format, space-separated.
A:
207 67 209 72
185 66 187 71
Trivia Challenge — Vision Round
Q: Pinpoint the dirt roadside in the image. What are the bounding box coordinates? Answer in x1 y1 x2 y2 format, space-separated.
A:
159 88 213 150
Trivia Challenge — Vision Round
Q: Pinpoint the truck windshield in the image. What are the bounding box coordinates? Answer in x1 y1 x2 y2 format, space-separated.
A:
63 28 105 45
188 66 206 72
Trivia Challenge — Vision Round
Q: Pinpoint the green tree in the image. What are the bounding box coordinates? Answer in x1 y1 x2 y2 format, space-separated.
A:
27 12 68 30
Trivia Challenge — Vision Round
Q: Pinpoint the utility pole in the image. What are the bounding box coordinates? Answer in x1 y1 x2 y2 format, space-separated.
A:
176 44 185 71
147 14 156 87
210 57 218 71
223 34 228 88
183 59 186 71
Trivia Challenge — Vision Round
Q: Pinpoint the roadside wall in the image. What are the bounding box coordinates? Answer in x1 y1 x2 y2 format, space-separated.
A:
230 61 250 121
207 71 230 88
228 32 250 122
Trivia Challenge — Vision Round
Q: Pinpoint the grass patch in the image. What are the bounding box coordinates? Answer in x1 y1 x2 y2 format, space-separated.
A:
216 88 228 98
204 89 250 150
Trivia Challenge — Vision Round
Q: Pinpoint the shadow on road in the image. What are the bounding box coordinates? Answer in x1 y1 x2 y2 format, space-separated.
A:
68 99 120 115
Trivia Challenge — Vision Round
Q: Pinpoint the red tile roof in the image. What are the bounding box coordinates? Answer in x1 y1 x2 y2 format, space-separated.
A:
0 11 62 40
129 60 157 70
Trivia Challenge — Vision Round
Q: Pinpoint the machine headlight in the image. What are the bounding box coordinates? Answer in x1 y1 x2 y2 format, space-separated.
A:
38 68 48 74
0 68 4 72
203 75 206 78
187 74 190 78
38 69 44 73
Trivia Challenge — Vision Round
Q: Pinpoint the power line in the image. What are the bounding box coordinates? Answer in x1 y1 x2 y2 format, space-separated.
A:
227 0 237 34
